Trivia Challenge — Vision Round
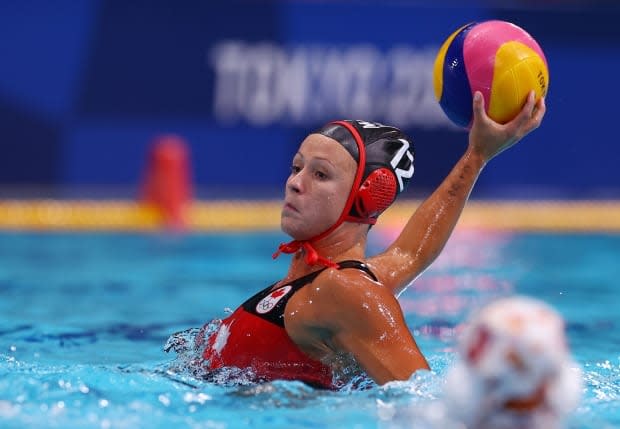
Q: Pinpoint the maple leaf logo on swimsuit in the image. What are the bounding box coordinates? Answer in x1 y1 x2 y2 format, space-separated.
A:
256 285 292 314
270 289 286 298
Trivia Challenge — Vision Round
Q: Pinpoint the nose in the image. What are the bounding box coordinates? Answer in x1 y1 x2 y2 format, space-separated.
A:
287 170 305 194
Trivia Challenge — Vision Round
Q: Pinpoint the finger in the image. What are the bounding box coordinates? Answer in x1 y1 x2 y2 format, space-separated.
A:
513 91 536 127
524 96 546 134
532 97 546 123
521 96 546 135
523 90 536 115
472 91 487 121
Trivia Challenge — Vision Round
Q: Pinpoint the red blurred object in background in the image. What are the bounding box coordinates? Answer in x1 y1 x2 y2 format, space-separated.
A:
142 135 192 230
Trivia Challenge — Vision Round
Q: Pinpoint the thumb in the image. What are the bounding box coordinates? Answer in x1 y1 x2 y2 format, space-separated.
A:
472 91 486 118
471 91 490 127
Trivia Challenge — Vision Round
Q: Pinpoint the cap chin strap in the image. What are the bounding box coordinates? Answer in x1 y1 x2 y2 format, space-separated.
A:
273 121 373 269
272 215 376 269
272 240 339 269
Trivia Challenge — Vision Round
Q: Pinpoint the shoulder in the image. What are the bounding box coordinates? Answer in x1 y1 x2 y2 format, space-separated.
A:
284 263 410 357
315 264 383 298
308 265 404 330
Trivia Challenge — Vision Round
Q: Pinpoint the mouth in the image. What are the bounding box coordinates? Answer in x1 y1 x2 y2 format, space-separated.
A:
283 202 299 213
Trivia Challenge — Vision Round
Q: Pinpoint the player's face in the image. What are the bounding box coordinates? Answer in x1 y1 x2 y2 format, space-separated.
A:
281 134 357 240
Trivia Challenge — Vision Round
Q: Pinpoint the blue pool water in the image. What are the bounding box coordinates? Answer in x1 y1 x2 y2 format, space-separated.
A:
0 230 618 428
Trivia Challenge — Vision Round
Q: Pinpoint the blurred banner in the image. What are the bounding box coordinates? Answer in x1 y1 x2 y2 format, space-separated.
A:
0 0 618 198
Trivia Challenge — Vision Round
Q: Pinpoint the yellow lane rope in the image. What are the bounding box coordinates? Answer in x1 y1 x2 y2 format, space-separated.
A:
0 200 618 232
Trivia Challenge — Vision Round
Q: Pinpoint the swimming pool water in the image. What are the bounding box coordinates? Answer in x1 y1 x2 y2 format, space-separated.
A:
0 230 618 428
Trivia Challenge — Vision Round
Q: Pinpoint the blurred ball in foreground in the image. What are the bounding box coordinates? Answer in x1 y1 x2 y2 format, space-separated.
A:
433 20 548 128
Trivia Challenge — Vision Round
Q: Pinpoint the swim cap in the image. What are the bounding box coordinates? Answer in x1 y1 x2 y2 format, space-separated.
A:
273 120 414 268
316 120 414 223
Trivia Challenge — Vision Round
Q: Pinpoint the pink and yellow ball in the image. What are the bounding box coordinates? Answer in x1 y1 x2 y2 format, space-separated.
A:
433 20 549 128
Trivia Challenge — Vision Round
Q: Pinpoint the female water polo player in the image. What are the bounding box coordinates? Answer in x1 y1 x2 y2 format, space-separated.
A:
181 91 545 389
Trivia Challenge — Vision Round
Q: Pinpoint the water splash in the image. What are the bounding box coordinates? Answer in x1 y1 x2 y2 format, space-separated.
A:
163 319 264 387
164 320 220 380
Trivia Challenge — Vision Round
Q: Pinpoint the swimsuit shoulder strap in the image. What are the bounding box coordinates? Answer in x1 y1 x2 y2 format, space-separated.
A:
241 260 377 327
337 260 378 282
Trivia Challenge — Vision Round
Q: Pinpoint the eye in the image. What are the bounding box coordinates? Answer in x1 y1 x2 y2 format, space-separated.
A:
290 164 301 174
314 170 328 180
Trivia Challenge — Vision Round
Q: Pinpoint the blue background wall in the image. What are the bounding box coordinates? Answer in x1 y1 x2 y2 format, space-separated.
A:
0 0 618 199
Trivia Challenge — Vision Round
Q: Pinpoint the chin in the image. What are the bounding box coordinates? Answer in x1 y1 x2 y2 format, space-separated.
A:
280 216 317 241
280 216 297 237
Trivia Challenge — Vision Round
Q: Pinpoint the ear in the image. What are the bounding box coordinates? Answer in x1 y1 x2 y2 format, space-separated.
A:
354 168 397 219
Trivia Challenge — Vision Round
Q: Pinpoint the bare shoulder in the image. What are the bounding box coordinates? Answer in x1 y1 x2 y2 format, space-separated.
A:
302 266 404 331
284 264 428 379
283 266 393 357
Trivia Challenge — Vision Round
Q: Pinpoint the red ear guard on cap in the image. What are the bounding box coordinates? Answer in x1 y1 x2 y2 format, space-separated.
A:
354 168 398 220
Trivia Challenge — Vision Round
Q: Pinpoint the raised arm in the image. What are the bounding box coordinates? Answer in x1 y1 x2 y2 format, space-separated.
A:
371 91 546 294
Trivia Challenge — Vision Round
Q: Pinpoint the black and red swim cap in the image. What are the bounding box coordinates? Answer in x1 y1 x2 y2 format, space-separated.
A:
316 120 415 223
273 120 415 268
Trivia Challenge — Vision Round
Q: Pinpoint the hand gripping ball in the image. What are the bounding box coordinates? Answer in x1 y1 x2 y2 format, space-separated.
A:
433 20 549 128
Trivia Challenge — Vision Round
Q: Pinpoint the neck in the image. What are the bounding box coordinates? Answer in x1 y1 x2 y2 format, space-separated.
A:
285 222 368 279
